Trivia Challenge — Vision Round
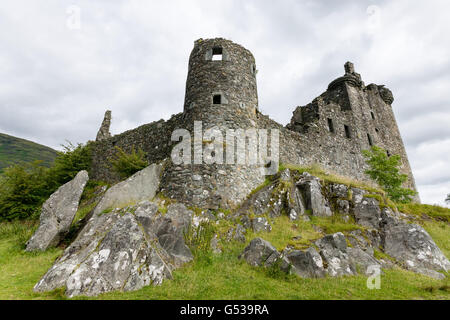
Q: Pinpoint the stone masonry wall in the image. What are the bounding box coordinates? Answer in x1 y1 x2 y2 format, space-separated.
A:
89 39 419 209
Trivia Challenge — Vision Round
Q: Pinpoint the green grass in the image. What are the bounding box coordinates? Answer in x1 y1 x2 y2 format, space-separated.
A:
396 203 450 222
0 133 57 172
0 220 64 300
422 221 450 258
0 207 449 300
279 163 384 194
1 156 449 299
244 215 322 251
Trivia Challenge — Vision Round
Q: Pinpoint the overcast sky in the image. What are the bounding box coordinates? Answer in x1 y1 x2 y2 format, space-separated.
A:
0 0 449 206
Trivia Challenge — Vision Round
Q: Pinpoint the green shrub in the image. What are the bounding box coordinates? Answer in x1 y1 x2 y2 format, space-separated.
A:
46 142 92 189
362 146 416 203
0 161 49 221
0 142 92 221
109 146 148 179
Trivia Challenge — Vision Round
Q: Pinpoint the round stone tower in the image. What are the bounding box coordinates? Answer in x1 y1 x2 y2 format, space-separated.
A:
183 38 258 115
160 38 266 210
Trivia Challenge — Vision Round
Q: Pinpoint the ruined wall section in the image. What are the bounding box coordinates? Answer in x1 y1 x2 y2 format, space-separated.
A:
286 64 418 195
90 113 184 183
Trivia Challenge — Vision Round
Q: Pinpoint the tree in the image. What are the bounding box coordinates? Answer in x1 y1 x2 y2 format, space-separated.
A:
446 193 450 204
362 146 416 203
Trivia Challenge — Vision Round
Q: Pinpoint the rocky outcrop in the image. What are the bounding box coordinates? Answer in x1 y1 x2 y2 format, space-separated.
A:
314 232 356 277
241 232 382 278
235 170 332 224
239 238 289 272
296 173 332 217
34 201 193 297
238 170 450 279
241 216 272 233
26 171 89 252
381 214 450 279
352 189 382 228
286 248 326 278
93 163 163 216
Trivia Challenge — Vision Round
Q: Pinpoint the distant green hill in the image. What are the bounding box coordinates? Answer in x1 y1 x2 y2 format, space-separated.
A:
0 133 58 172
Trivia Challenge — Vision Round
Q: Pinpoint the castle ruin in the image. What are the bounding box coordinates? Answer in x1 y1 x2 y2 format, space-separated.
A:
90 38 418 208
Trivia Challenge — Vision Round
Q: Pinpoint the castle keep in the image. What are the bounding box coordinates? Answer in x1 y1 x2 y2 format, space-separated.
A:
91 38 418 208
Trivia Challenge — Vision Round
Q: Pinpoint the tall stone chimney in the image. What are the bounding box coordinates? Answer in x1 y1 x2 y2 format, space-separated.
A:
96 110 112 141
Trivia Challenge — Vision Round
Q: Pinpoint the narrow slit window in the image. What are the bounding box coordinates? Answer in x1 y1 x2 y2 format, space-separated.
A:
344 125 351 138
212 47 223 61
213 94 222 105
327 118 334 133
367 133 373 146
386 150 391 157
371 111 375 120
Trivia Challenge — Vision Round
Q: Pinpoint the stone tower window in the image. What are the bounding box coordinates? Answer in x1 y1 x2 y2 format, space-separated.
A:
367 133 373 146
212 47 223 61
213 94 222 104
327 118 334 133
386 150 391 157
371 111 375 120
344 125 351 139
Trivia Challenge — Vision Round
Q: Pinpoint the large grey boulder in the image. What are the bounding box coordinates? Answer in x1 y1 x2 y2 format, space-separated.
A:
34 201 193 297
382 219 450 279
26 170 89 252
352 189 382 229
347 247 381 276
93 163 162 216
296 173 332 217
239 238 282 268
286 248 326 278
315 232 355 277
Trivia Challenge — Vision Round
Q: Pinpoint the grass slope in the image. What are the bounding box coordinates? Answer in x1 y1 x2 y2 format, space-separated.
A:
0 133 57 172
0 167 448 300
0 211 448 300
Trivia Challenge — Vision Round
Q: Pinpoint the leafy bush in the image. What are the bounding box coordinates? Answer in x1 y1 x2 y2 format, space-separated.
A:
109 146 148 179
0 161 49 220
46 142 92 189
362 146 416 203
0 142 92 221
